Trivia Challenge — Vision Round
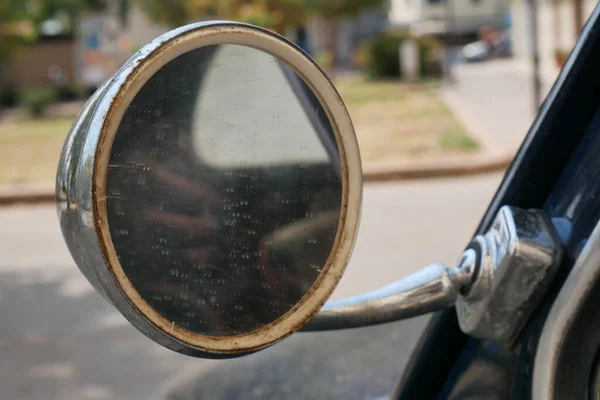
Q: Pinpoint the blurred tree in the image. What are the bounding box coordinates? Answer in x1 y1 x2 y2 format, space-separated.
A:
135 0 306 33
236 0 306 33
284 0 387 67
0 0 38 57
573 0 584 37
0 0 37 94
133 0 190 27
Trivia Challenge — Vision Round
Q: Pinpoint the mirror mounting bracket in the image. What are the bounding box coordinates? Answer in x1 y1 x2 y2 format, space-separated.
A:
304 206 562 345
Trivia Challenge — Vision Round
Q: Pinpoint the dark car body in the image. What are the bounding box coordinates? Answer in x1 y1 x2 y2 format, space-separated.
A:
396 4 600 399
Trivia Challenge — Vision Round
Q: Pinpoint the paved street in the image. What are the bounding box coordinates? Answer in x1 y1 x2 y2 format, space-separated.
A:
0 173 502 400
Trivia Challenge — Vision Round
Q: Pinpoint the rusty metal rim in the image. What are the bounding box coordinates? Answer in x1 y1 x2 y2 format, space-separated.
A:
90 21 362 354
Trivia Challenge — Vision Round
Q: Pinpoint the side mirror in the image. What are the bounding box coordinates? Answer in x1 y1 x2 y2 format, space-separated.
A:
56 21 362 358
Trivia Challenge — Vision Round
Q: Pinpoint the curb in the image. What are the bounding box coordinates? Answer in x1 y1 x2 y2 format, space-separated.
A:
0 183 55 206
0 85 513 205
363 152 512 182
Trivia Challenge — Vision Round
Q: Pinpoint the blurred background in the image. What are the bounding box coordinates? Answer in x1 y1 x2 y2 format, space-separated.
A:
0 0 594 399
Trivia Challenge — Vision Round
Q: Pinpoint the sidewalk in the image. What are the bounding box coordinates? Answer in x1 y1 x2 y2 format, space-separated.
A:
444 58 557 153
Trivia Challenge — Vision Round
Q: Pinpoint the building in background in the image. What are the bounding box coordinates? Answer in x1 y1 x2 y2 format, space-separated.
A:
76 3 169 89
511 0 596 81
9 37 75 90
389 0 509 37
9 1 169 91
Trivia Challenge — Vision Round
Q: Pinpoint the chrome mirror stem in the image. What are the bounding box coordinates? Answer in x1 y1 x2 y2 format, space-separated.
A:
303 256 475 332
304 206 563 344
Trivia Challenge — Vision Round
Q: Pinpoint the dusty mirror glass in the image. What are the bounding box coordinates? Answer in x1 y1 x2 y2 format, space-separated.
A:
106 44 342 337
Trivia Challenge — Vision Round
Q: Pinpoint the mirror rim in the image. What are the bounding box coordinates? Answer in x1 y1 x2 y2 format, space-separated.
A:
71 21 362 356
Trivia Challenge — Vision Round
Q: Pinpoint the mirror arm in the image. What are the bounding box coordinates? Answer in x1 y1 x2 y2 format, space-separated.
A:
302 255 475 332
303 206 563 344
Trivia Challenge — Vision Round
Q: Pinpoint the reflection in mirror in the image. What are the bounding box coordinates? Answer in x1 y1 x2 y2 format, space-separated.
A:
106 44 342 337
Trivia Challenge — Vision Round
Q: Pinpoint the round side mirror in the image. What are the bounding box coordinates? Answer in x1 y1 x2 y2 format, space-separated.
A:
56 21 362 358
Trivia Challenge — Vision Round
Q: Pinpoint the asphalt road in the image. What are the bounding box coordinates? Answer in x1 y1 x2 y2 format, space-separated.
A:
0 173 502 400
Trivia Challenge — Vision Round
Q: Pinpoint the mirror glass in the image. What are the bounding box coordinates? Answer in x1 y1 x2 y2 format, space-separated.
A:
106 44 342 337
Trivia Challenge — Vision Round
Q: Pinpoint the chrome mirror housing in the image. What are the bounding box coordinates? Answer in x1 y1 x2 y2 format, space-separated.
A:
56 21 362 358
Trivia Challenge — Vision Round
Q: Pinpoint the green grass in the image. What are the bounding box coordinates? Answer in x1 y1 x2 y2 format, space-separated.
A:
0 117 73 184
335 78 409 106
334 76 479 164
0 77 480 184
440 130 480 152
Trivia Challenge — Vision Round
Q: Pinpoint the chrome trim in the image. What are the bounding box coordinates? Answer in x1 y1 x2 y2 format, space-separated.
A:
533 218 600 399
456 206 562 344
304 262 471 331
